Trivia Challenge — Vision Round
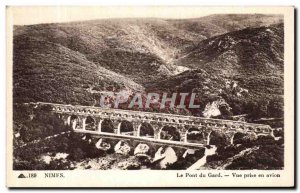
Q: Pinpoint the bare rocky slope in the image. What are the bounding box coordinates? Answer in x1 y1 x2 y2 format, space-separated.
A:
147 23 284 118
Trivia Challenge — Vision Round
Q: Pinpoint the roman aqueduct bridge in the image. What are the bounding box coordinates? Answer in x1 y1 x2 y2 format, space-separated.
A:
29 102 274 148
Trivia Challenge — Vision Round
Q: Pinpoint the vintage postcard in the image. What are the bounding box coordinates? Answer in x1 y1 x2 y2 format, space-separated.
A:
6 6 294 187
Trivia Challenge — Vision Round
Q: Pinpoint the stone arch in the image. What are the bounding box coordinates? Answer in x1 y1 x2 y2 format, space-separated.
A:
185 127 205 144
119 120 134 136
159 126 181 141
85 116 96 131
263 127 272 133
70 115 80 130
101 119 115 133
222 124 228 129
138 122 154 138
230 125 236 130
207 130 227 145
247 126 254 132
114 140 131 155
133 143 151 156
255 127 262 132
236 125 244 130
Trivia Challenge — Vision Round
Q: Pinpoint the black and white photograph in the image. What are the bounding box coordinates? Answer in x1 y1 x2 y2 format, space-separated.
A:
6 6 294 187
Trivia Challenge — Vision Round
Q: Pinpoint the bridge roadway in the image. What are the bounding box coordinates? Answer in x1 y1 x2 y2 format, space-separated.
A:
74 129 206 149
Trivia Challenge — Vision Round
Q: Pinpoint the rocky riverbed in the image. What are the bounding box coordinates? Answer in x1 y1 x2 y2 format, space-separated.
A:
13 131 284 170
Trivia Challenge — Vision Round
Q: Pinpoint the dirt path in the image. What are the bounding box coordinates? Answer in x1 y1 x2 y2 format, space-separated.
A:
16 130 71 149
